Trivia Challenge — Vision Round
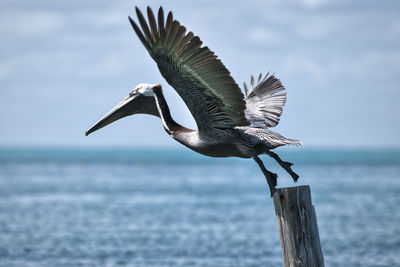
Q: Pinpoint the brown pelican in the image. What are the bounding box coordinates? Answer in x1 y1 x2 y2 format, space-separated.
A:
86 7 302 196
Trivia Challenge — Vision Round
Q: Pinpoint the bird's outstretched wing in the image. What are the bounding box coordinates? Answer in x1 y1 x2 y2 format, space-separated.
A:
129 7 249 131
243 72 287 128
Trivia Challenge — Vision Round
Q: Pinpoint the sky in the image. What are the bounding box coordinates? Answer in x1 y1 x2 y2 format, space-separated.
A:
1 0 399 148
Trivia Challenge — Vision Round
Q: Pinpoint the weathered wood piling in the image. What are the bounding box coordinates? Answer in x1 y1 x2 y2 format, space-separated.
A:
273 185 324 267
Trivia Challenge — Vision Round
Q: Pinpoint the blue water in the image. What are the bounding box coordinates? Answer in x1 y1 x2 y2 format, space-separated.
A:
0 148 399 266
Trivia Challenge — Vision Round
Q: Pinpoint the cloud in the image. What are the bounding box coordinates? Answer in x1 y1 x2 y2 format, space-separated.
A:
331 51 400 81
0 62 17 80
388 19 400 38
295 17 336 40
0 11 64 37
281 49 400 84
247 27 283 45
282 55 325 82
1 0 400 147
301 0 328 8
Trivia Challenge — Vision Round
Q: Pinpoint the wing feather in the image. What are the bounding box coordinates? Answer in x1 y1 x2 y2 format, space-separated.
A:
157 7 164 35
245 72 287 128
130 7 249 130
147 7 158 40
165 12 174 36
135 7 153 44
130 17 149 49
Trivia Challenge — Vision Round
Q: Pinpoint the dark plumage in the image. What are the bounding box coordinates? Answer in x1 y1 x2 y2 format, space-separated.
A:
86 7 302 196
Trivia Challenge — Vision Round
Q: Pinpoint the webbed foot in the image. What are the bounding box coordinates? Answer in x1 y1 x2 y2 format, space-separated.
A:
266 151 299 182
253 156 278 197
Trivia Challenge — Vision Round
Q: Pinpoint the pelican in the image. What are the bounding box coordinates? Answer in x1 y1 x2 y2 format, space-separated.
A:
86 7 302 196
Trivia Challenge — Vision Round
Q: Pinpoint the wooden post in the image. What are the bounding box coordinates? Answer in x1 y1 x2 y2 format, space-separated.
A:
273 185 324 267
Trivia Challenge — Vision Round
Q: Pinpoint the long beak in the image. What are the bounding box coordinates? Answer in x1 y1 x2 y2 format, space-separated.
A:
85 94 137 136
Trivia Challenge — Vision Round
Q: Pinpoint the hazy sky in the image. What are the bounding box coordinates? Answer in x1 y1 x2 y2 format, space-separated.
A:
1 0 399 148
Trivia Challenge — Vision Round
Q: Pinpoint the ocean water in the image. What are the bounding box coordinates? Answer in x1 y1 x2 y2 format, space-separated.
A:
0 148 399 266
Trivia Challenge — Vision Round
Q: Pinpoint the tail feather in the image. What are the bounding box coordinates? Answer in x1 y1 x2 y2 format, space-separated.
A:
240 126 302 149
288 139 303 146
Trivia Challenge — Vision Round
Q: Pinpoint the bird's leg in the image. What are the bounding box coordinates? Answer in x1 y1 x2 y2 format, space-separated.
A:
253 156 277 197
266 151 299 182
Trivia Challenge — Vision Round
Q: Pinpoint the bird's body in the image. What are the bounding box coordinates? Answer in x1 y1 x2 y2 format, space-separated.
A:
86 7 302 196
161 126 295 159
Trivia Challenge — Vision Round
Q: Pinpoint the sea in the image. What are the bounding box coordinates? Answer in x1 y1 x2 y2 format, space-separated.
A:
0 148 399 267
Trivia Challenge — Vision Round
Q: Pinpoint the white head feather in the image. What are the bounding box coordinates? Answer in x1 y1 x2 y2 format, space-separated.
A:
131 83 156 97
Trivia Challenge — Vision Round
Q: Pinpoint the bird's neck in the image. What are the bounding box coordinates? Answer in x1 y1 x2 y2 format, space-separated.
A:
153 87 194 137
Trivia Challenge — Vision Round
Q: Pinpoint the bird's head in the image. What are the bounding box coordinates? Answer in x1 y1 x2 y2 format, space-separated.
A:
85 83 161 136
